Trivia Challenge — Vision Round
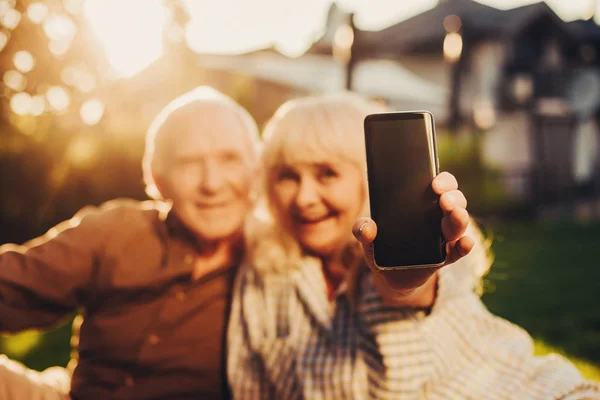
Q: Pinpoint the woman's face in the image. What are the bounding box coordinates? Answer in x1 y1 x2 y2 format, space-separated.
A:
270 157 365 258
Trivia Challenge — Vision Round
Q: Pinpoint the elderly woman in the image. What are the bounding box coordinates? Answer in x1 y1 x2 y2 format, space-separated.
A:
227 93 599 399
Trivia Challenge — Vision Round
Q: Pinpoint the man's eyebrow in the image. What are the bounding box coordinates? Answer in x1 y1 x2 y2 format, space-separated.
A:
172 155 205 163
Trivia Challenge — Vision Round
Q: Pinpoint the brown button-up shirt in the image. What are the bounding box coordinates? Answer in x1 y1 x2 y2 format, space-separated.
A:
0 199 237 399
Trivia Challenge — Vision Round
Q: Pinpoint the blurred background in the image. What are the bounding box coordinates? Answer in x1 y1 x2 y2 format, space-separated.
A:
0 0 599 381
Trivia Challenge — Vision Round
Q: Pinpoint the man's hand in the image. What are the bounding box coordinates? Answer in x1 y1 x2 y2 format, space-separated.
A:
352 172 474 307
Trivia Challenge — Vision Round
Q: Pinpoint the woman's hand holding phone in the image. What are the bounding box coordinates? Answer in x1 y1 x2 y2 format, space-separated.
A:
353 172 474 308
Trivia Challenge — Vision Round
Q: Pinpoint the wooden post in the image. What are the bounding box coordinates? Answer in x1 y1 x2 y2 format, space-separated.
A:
345 13 356 91
448 24 469 133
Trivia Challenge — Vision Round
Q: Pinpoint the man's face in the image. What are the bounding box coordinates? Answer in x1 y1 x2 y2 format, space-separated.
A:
154 104 257 243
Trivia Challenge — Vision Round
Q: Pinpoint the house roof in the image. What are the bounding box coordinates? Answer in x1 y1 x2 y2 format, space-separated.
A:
568 18 600 43
312 0 571 58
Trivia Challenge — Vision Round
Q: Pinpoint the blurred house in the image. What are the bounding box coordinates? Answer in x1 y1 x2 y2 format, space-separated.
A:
340 0 600 210
195 4 450 122
188 1 600 214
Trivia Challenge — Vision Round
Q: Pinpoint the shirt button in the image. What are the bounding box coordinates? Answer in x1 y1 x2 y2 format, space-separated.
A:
147 334 160 345
124 375 134 387
175 290 186 301
184 254 194 265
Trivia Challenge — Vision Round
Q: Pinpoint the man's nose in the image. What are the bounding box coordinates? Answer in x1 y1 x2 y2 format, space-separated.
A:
200 160 226 193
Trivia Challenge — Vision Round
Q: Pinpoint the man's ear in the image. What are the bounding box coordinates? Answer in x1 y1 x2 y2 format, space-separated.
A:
152 171 168 199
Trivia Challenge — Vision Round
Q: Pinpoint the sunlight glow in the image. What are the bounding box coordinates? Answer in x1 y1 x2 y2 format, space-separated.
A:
3 69 26 91
13 50 35 73
511 74 534 104
27 2 48 24
166 24 185 44
83 0 167 77
183 0 329 56
473 98 496 130
30 95 46 116
43 13 76 41
80 98 105 125
46 86 71 113
0 31 8 51
443 32 463 63
0 1 12 17
1 7 20 30
61 66 97 93
74 0 595 68
10 92 32 116
63 0 82 16
67 135 98 168
44 13 76 57
49 39 72 56
333 24 354 63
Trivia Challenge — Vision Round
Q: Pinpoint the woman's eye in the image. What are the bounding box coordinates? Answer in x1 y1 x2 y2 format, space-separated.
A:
277 168 299 182
318 167 338 180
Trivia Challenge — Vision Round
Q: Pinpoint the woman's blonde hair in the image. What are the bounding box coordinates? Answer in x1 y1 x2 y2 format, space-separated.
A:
247 92 385 274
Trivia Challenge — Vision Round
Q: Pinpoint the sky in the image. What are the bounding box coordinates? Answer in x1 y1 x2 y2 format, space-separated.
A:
82 0 600 77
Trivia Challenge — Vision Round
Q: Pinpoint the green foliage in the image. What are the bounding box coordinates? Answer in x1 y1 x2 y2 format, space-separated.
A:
0 322 72 371
437 132 519 215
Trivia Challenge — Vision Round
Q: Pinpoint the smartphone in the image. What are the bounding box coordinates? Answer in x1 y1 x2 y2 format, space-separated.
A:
363 111 446 270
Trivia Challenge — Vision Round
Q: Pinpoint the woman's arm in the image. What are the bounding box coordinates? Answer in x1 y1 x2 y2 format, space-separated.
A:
353 172 473 308
424 291 600 399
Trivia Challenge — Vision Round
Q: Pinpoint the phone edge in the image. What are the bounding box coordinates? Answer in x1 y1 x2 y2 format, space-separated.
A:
364 111 447 271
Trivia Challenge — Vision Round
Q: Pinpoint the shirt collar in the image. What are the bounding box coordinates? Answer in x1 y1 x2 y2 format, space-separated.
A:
291 256 370 332
156 201 245 269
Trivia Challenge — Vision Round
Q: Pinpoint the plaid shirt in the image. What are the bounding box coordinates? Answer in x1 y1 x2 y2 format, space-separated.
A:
227 257 599 400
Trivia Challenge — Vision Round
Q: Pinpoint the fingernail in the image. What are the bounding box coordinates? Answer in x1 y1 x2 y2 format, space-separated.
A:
356 222 368 241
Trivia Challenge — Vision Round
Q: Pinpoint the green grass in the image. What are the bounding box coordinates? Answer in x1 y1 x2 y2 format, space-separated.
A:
482 221 600 381
0 320 72 371
533 340 600 381
1 222 599 383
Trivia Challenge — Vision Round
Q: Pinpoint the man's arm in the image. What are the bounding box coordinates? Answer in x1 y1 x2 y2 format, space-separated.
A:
0 205 107 332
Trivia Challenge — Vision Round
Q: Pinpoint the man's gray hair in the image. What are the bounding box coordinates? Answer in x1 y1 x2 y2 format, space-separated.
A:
142 86 260 199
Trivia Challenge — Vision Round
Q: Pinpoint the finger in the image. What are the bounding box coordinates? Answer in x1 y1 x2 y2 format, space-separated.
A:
352 217 377 244
457 235 475 257
445 236 475 264
439 190 467 213
432 171 458 195
442 207 469 241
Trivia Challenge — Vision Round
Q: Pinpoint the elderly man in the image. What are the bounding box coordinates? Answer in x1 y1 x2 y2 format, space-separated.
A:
0 87 260 399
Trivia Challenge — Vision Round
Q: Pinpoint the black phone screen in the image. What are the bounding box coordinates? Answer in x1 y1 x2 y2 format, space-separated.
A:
364 112 445 268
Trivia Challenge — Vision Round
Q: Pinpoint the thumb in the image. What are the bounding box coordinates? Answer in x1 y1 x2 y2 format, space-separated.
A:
352 217 377 266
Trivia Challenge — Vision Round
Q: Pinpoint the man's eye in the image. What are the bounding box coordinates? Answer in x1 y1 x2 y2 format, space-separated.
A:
220 153 242 164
